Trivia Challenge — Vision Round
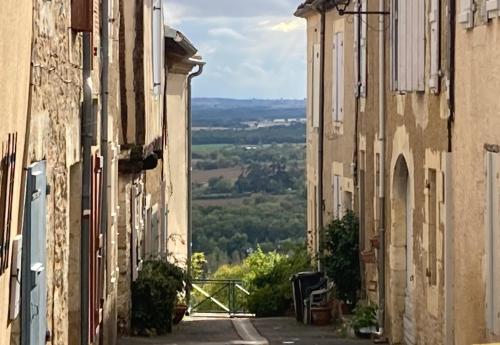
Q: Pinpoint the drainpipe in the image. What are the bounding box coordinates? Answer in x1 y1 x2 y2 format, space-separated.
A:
81 31 93 345
100 0 110 292
311 1 326 273
187 60 205 279
444 1 456 344
376 0 387 336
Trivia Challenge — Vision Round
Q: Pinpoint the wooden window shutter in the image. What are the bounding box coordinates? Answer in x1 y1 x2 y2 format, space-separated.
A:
416 0 425 91
353 0 359 98
458 0 474 28
429 0 440 94
333 34 338 121
333 32 344 122
338 32 344 122
152 0 163 95
312 44 321 128
486 0 500 19
71 0 93 32
360 0 368 98
391 0 399 90
485 151 500 335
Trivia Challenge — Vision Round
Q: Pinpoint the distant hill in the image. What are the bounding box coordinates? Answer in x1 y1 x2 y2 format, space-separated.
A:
192 98 306 128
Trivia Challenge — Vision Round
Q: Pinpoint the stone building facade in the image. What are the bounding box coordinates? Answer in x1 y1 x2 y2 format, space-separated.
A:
295 0 473 344
0 0 198 344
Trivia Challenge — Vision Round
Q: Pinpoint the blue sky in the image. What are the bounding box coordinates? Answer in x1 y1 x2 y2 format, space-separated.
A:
164 0 306 99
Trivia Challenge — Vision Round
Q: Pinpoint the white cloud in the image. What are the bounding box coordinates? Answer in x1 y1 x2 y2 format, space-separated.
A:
208 27 247 41
269 18 305 33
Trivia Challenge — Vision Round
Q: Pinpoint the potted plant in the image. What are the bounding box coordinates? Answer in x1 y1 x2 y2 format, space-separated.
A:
351 303 378 337
173 292 188 325
323 211 361 310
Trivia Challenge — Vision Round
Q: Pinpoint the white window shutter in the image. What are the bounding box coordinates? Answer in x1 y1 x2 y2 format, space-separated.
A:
416 0 425 91
313 44 321 128
429 0 440 94
152 0 162 95
338 32 344 122
458 0 474 28
486 0 500 19
353 0 359 98
332 35 338 121
339 177 344 218
485 151 500 335
391 0 399 90
360 0 368 97
398 0 407 91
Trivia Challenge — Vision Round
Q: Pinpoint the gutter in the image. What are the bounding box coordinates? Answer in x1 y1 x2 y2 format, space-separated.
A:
187 58 205 278
376 0 387 338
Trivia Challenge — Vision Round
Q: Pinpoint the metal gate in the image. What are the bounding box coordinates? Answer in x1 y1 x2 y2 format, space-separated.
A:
21 160 47 345
190 279 250 316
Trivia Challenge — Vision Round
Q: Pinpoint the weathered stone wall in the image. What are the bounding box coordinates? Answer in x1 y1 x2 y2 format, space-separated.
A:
28 1 83 344
383 0 449 343
0 0 33 343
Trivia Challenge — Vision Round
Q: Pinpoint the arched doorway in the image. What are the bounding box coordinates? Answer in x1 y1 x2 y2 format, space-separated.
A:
390 155 415 345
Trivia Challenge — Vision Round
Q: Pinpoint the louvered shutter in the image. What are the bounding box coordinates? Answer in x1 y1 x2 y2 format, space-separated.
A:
429 0 440 93
152 0 163 95
333 32 344 122
487 0 500 19
338 32 344 122
353 0 359 97
360 0 368 97
458 0 474 28
416 0 425 91
312 44 321 128
485 151 500 335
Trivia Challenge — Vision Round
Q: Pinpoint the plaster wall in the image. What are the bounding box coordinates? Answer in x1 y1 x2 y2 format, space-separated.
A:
322 13 355 224
453 16 500 345
0 0 33 343
164 73 189 264
305 12 321 255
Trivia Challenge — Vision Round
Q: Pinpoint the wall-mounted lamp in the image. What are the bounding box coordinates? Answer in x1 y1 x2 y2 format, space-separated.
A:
333 0 390 15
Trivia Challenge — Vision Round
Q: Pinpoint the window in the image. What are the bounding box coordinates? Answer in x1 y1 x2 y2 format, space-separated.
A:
354 0 367 97
429 0 440 94
487 0 500 19
485 151 500 334
152 0 163 95
332 31 344 122
391 0 425 92
333 175 343 219
458 0 474 28
71 0 93 32
312 44 321 128
427 169 437 286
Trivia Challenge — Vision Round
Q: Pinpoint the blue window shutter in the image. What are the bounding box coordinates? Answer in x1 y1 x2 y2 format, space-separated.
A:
21 160 47 345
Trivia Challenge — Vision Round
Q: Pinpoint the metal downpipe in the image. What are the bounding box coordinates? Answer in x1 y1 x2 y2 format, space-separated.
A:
187 62 204 279
377 0 387 336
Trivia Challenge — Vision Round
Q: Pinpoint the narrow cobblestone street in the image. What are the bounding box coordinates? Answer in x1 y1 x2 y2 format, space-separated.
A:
118 316 372 345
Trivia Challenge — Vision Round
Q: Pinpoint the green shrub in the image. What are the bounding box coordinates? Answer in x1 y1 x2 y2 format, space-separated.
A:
351 303 378 330
132 259 185 335
323 210 361 305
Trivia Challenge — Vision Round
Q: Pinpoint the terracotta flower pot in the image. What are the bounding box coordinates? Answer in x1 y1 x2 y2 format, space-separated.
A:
173 304 187 325
311 306 332 326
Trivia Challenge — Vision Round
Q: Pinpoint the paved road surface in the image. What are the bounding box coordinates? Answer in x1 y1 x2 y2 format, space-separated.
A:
118 316 372 345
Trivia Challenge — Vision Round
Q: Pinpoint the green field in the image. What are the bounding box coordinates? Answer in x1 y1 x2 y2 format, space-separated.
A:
192 144 231 153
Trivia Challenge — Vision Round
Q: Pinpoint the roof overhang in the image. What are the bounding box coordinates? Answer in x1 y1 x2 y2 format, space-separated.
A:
294 0 342 17
165 26 204 74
